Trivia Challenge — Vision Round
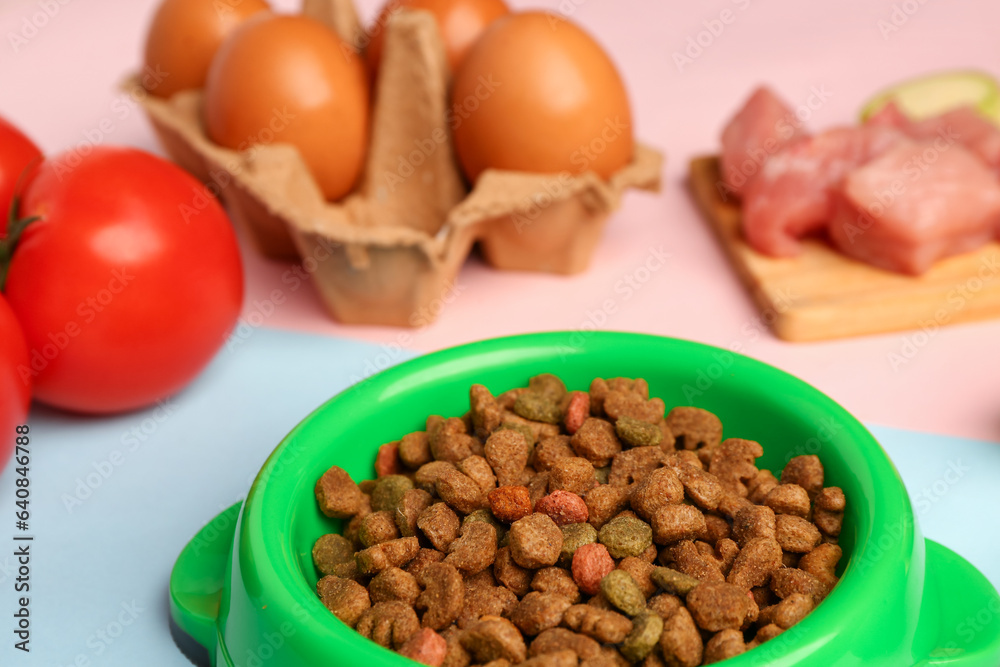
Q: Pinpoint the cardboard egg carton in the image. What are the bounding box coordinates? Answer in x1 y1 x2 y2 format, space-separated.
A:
131 0 663 326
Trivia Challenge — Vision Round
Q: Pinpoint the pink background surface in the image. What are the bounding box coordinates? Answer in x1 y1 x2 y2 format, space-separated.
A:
2 0 999 441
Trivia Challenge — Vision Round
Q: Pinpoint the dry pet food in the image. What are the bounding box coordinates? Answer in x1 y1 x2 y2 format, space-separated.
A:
310 375 847 665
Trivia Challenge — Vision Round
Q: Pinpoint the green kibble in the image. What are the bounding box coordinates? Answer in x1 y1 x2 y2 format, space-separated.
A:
651 567 701 596
621 612 664 662
528 374 567 402
599 570 647 617
513 391 562 425
312 534 357 578
559 522 598 566
598 516 653 559
464 509 507 543
371 475 413 512
615 416 663 448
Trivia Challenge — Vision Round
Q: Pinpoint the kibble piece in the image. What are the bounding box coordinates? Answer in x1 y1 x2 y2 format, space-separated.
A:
563 391 591 435
815 486 846 512
708 439 763 496
522 650 576 667
726 537 783 589
440 625 471 667
529 628 601 661
600 569 647 617
746 469 780 505
357 600 420 649
458 455 498 496
400 431 433 470
814 486 846 537
563 604 633 643
662 540 725 584
372 475 414 512
715 488 753 520
752 623 784 645
488 486 533 523
471 385 504 439
731 505 776 548
618 556 657 598
405 548 447 579
775 514 822 553
703 629 746 664
798 543 842 592
510 591 572 636
416 563 465 630
770 567 827 603
666 407 723 450
780 455 824 499
514 391 562 425
529 373 567 401
419 502 461 551
604 390 666 425
359 511 401 548
659 607 703 667
650 567 701 597
616 416 663 448
548 457 597 496
313 534 357 579
686 582 749 632
356 537 421 575
315 466 363 518
764 484 811 518
458 580 518 629
429 416 479 463
509 513 563 569
571 543 616 595
677 466 723 512
485 429 531 487
531 567 581 603
370 567 422 606
760 592 814 629
395 488 434 538
599 515 653 559
464 509 507 546
318 575 371 627
609 446 666 487
647 593 683 620
437 470 487 514
533 436 575 472
493 546 533 597
446 522 498 574
535 490 589 526
461 616 527 664
400 627 449 667
585 484 630 530
415 461 458 493
528 472 552 506
375 442 402 478
629 468 684 521
703 514 731 544
502 414 560 446
621 611 664 662
651 505 707 545
570 418 622 467
559 522 598 566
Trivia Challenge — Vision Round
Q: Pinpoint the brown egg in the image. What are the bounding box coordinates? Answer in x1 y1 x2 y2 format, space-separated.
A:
366 0 510 75
451 11 634 182
203 14 370 202
143 0 270 98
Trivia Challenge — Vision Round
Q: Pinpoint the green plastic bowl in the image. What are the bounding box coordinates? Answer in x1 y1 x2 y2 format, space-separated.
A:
170 332 1000 666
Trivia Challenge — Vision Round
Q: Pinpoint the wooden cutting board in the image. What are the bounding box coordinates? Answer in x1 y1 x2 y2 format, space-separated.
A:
688 155 1000 342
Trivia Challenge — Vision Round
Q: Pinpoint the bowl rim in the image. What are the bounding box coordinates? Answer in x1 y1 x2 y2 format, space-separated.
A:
235 331 915 664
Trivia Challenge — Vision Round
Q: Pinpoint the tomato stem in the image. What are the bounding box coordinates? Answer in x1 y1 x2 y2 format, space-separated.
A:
0 197 38 292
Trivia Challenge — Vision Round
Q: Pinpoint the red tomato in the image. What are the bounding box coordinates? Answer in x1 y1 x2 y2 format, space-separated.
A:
3 147 243 414
0 115 42 237
0 294 30 471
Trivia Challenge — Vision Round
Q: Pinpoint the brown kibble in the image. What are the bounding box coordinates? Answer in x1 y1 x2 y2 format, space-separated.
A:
646 592 683 620
511 591 572 635
396 488 434 538
605 390 666 425
458 455 498 496
461 616 527 664
359 511 402 548
471 385 504 440
489 486 533 523
589 378 648 415
659 607 703 667
726 537 782 589
662 541 725 584
400 627 449 667
708 439 763 495
715 488 753 519
752 623 784 648
315 466 363 519
318 575 370 628
618 557 657 598
731 505 776 548
527 472 552 506
782 552 801 568
437 470 486 514
570 418 621 467
529 628 601 661
676 466 723 512
652 505 707 545
764 484 811 518
458 579 518 629
814 507 844 538
418 502 461 551
564 391 591 435
751 585 777 609
376 442 402 478
572 543 616 595
630 467 684 521
405 548 447 579
780 455 824 499
429 417 479 463
417 563 465 630
495 546 533 597
746 469 779 505
356 537 421 575
415 461 458 493
509 514 563 569
712 539 740 577
486 429 531 487
400 431 433 470
356 601 420 649
502 413 560 445
770 567 827 603
775 514 822 553
814 487 845 537
533 436 576 472
584 484 630 531
531 567 581 603
686 582 750 632
666 407 723 450
760 592 814 629
703 629 746 664
563 604 633 643
703 514 731 544
815 486 846 512
549 457 597 496
446 522 498 574
370 567 421 606
798 543 842 592
522 650 577 667
535 490 589 526
609 446 666 486
313 534 357 579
